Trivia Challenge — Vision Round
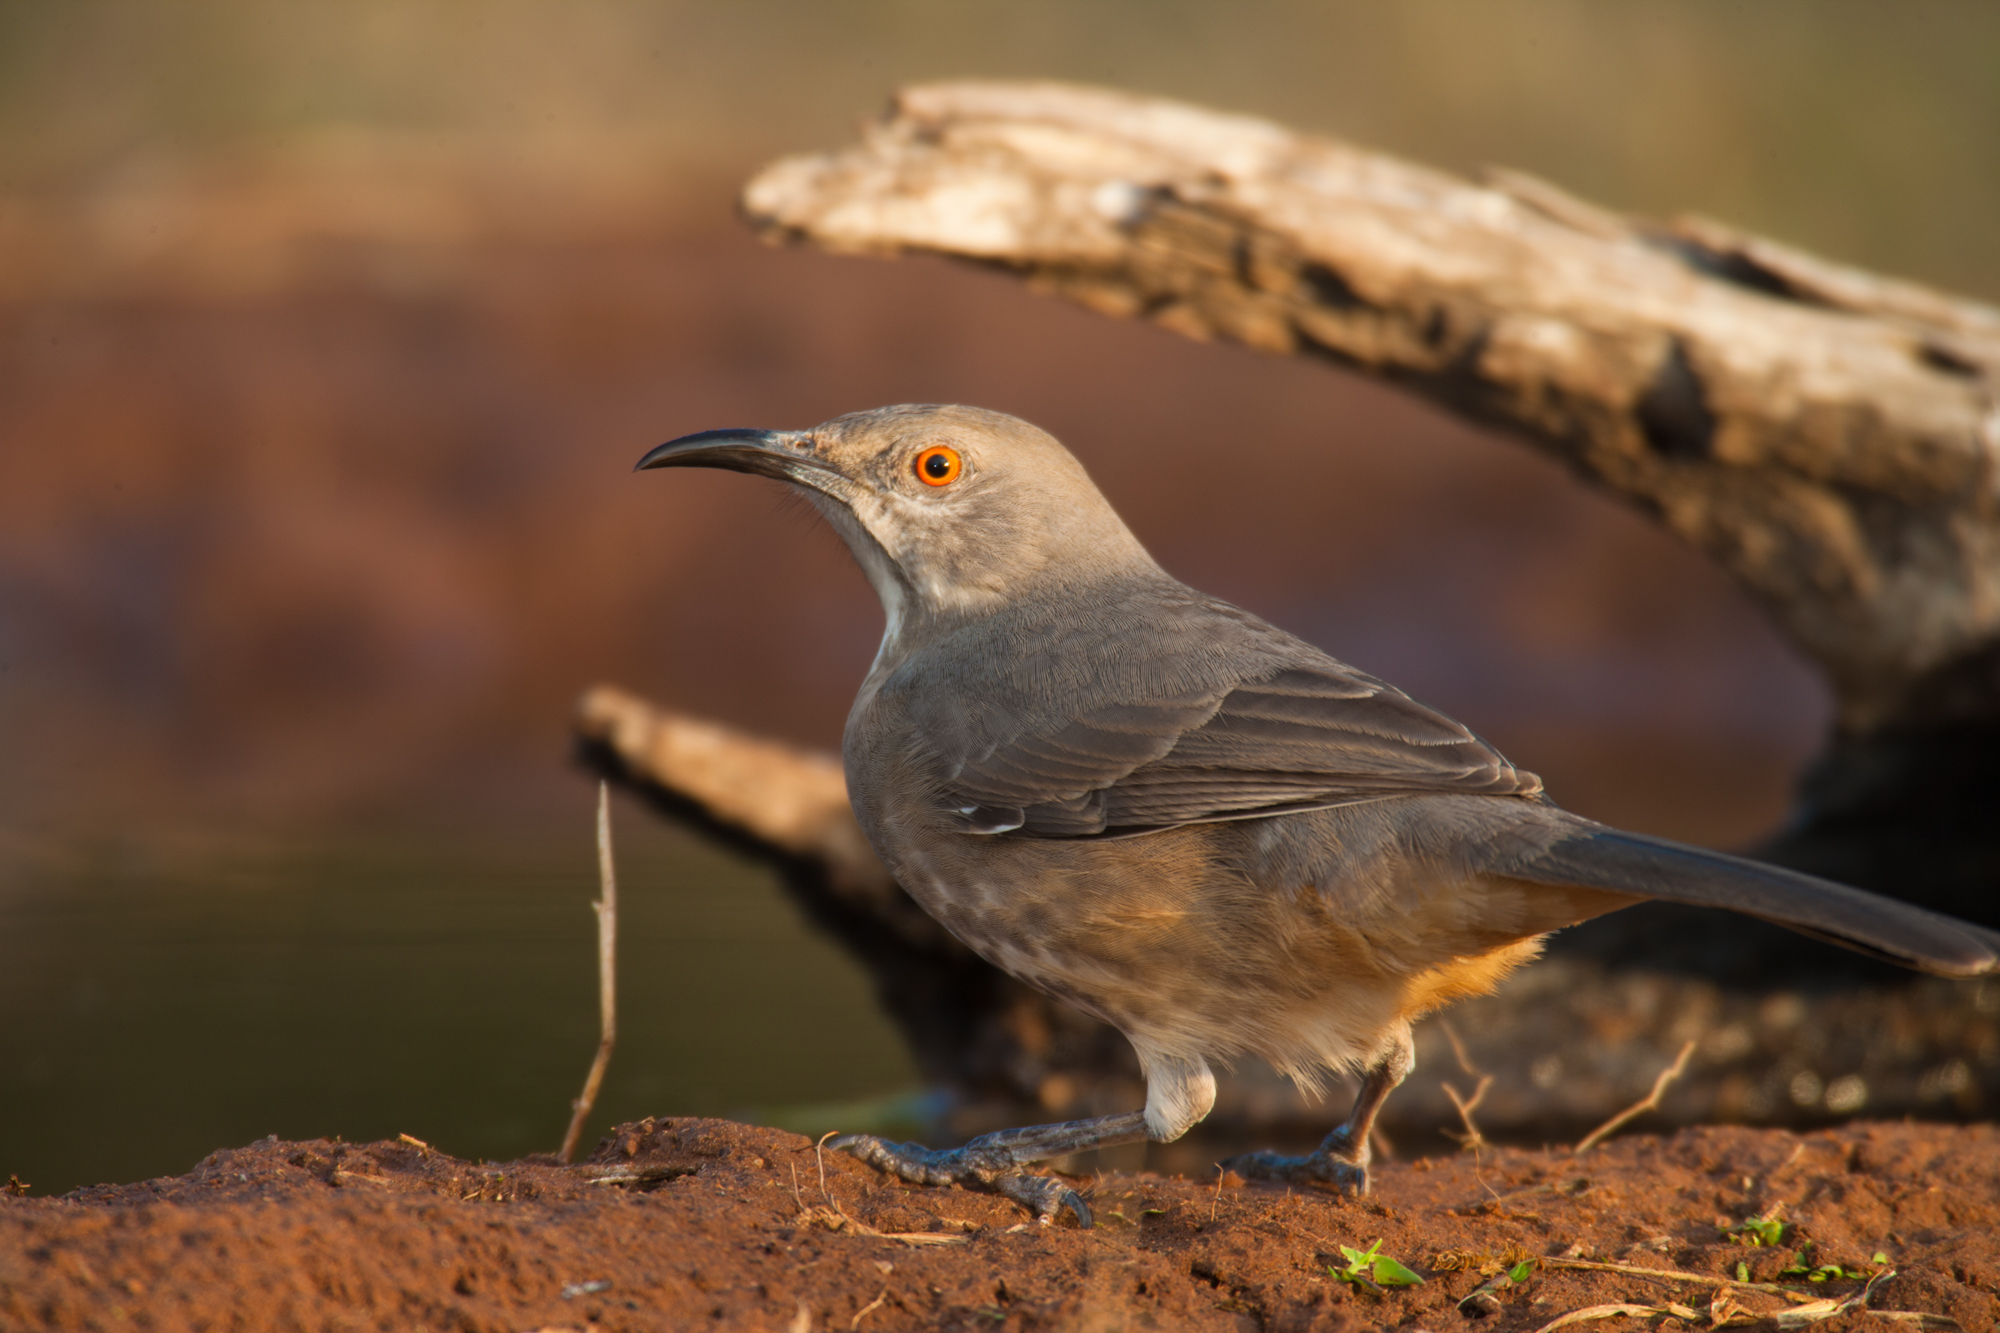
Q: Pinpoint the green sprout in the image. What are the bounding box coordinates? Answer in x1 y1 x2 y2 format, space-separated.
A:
1734 1235 1885 1284
1777 1250 1875 1283
1725 1215 1788 1247
1329 1240 1426 1294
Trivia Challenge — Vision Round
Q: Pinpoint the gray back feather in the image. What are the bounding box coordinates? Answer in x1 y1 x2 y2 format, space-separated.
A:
876 575 1540 838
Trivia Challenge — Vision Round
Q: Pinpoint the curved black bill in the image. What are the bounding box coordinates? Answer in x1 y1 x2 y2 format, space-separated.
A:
633 428 846 487
635 428 787 471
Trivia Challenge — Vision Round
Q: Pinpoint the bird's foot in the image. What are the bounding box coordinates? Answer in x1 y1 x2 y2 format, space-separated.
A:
828 1132 1093 1226
1219 1124 1371 1195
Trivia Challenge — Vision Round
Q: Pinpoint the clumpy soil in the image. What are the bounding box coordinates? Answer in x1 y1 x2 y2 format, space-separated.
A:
5 1118 1997 1332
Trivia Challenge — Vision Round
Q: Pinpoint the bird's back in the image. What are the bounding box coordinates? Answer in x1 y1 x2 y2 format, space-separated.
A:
848 573 1541 842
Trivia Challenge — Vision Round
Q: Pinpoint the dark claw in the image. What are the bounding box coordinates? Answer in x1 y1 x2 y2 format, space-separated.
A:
1218 1147 1369 1195
991 1168 1094 1226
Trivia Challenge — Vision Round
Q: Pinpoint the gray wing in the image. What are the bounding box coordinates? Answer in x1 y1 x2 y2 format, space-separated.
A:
945 664 1542 838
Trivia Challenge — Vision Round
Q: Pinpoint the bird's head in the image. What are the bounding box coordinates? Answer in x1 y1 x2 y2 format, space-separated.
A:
637 404 1156 640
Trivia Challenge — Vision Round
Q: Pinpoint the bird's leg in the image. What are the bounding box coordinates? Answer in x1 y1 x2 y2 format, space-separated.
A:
833 1052 1213 1226
1220 1025 1415 1195
829 1110 1149 1227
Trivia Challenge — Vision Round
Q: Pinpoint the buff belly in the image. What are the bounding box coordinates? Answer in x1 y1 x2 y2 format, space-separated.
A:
879 813 1581 1093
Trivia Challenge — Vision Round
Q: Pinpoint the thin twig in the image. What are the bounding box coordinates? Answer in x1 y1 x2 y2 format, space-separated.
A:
1527 1301 1696 1333
816 1131 840 1210
1540 1257 1828 1300
850 1284 891 1330
1573 1040 1695 1153
560 781 620 1163
1438 1019 1494 1151
1526 1269 1956 1332
1440 1019 1481 1078
1443 1076 1494 1150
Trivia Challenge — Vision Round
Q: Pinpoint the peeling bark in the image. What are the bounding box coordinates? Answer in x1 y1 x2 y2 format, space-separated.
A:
741 82 2000 915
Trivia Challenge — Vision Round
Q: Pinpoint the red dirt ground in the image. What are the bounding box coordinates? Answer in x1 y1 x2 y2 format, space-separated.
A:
4 1118 1996 1332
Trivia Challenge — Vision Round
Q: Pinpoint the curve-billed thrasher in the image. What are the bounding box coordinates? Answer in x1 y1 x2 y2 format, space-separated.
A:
638 404 1999 1225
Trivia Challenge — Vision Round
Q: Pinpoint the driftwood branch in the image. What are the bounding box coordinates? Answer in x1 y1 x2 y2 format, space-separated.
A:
743 82 2000 913
573 684 931 944
745 80 2000 732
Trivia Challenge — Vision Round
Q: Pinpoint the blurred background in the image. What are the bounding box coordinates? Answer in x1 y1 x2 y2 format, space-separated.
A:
2 1 1995 1193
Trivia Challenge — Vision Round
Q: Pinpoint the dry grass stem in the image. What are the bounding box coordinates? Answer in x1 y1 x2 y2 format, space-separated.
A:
1527 1301 1697 1333
1441 1019 1481 1079
1542 1257 1831 1300
850 1284 891 1329
1573 1040 1696 1153
1527 1270 1959 1332
560 781 620 1163
1439 1021 1494 1150
1443 1076 1495 1151
815 1131 839 1209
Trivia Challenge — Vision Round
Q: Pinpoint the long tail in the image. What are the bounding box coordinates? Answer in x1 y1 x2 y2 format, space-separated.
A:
1512 825 2000 978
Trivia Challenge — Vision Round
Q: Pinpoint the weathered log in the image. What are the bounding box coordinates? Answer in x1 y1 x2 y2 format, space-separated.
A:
575 687 2000 1157
741 81 2000 918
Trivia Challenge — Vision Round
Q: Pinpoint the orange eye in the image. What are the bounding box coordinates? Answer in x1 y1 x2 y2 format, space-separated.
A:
914 445 963 487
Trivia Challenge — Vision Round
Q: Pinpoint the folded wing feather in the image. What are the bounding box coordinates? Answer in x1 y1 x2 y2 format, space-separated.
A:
943 665 1540 837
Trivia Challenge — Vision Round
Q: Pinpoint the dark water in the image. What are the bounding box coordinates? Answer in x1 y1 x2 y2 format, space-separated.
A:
0 805 917 1195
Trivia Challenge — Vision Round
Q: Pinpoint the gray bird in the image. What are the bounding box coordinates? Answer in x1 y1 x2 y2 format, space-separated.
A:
638 404 2000 1226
